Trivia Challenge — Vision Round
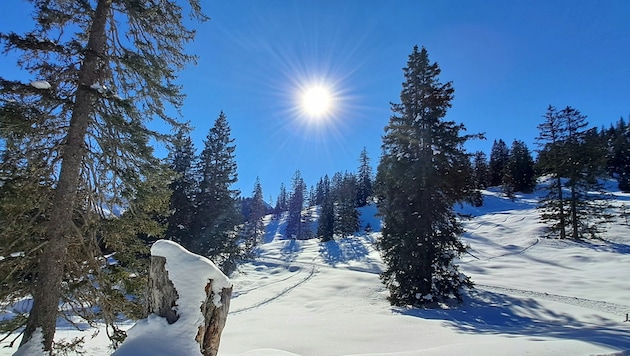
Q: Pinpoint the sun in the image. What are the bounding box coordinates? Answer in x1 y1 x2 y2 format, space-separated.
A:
301 85 332 118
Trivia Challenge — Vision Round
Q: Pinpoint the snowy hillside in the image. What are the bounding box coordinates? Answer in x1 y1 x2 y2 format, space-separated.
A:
2 186 630 355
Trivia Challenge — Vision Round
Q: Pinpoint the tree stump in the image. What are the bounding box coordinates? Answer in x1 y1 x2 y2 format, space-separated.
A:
148 252 232 355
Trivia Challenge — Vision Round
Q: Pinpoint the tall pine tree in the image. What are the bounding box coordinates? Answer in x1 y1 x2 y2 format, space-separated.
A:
375 46 475 306
193 111 241 272
0 0 206 350
356 147 374 207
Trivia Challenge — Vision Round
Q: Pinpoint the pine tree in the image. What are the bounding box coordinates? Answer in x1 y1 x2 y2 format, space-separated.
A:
606 117 630 192
274 183 288 219
285 170 306 239
316 175 335 242
375 46 475 306
489 139 510 187
0 0 206 350
166 127 197 245
506 140 536 193
536 106 612 240
356 147 374 207
193 111 241 272
472 151 489 189
244 177 267 253
334 172 360 237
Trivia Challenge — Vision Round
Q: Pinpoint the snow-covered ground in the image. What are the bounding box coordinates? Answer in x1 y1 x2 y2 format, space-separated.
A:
2 186 629 355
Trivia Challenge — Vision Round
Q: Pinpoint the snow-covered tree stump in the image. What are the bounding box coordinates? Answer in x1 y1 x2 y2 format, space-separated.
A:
115 240 232 356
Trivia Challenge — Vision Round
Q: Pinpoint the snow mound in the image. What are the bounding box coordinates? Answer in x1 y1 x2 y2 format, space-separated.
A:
114 240 231 356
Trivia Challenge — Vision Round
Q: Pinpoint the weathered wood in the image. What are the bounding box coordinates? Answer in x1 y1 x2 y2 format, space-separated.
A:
148 255 179 324
197 282 232 356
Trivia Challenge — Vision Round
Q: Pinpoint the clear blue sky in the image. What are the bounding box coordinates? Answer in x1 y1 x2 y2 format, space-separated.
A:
2 1 629 202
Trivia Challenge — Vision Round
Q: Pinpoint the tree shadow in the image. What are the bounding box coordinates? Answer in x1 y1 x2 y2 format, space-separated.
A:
394 289 630 351
279 238 303 262
319 237 372 268
578 239 630 255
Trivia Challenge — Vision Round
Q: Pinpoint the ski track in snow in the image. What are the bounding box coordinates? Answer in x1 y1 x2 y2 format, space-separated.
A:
464 237 540 261
477 284 630 318
229 261 317 315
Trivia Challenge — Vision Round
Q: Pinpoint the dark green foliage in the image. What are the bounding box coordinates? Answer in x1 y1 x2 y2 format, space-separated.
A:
333 172 360 237
506 140 536 193
165 127 197 245
317 175 335 242
375 46 475 307
489 139 509 187
472 151 489 190
356 147 374 207
605 117 630 192
243 177 267 254
274 183 288 218
536 106 613 240
285 170 306 239
192 111 241 273
0 0 206 350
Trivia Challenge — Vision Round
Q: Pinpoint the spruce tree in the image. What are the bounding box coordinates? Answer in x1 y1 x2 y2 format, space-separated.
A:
472 151 490 189
489 139 510 187
0 0 206 350
506 140 536 193
356 147 374 207
375 46 475 306
536 106 612 239
606 117 630 192
317 175 335 242
274 183 288 219
166 127 197 245
334 172 360 237
193 111 241 272
285 170 306 239
245 177 267 253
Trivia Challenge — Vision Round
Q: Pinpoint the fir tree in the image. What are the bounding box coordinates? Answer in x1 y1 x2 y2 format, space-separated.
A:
193 111 241 272
274 183 288 219
0 0 206 350
244 177 267 253
506 140 536 193
317 175 335 242
334 172 360 237
166 127 197 245
489 139 509 187
375 46 475 306
285 170 306 239
606 117 630 192
472 151 490 189
356 147 374 207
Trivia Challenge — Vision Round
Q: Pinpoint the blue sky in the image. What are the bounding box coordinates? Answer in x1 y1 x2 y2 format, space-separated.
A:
2 1 629 202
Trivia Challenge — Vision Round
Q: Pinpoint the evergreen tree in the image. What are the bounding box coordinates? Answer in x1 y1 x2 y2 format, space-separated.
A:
334 172 360 237
244 177 267 253
356 147 374 207
536 106 612 240
606 117 630 192
472 151 489 189
506 140 536 193
193 111 241 272
0 0 206 350
316 175 335 242
375 46 475 306
274 183 288 218
165 128 197 245
489 139 510 187
285 170 306 239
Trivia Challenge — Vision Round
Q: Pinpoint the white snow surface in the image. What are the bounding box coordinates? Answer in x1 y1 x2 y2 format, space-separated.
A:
2 185 630 355
113 240 231 356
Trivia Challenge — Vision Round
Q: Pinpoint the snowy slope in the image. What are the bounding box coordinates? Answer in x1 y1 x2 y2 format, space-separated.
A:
2 186 630 355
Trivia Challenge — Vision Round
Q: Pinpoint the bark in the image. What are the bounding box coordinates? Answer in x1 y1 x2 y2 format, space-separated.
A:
20 0 112 351
148 256 179 324
197 283 232 356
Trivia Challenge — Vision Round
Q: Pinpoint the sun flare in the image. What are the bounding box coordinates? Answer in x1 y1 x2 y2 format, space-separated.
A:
301 86 332 118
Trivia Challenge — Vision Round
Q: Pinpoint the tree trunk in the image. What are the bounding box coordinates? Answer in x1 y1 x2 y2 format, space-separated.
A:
148 253 232 356
197 282 232 356
20 0 112 351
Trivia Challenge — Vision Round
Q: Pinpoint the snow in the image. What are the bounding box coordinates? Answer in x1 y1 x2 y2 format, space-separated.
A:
29 80 51 90
12 328 45 356
2 184 630 355
113 240 231 355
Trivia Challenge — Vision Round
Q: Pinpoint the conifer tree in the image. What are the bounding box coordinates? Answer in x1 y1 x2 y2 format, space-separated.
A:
334 172 360 237
606 117 630 192
166 127 197 245
375 46 475 306
0 0 206 350
536 106 612 239
274 183 288 218
489 139 510 187
285 170 306 239
506 140 536 193
244 177 267 253
317 175 335 242
193 111 241 272
356 147 374 207
472 151 490 189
